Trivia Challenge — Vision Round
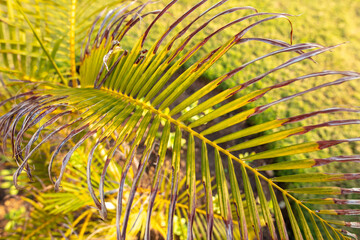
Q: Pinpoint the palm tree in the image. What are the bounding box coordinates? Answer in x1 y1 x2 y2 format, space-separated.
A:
1 0 359 239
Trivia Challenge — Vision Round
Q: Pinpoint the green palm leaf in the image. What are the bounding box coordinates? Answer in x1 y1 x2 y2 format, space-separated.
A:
1 1 359 239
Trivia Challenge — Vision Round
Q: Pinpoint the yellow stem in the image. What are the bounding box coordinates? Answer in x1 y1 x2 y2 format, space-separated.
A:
70 0 77 87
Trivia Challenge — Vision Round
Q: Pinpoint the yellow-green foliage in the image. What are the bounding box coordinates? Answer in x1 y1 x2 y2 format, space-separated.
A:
2 1 359 238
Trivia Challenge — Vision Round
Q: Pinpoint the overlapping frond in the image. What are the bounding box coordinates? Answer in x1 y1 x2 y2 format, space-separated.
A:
0 0 126 85
3 144 262 239
1 1 359 239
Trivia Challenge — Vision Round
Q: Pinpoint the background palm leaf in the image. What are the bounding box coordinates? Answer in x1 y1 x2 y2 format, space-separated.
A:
0 0 124 85
1 0 359 239
3 144 264 239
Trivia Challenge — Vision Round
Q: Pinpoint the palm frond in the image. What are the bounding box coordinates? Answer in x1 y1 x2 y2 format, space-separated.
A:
1 1 359 239
4 143 264 239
